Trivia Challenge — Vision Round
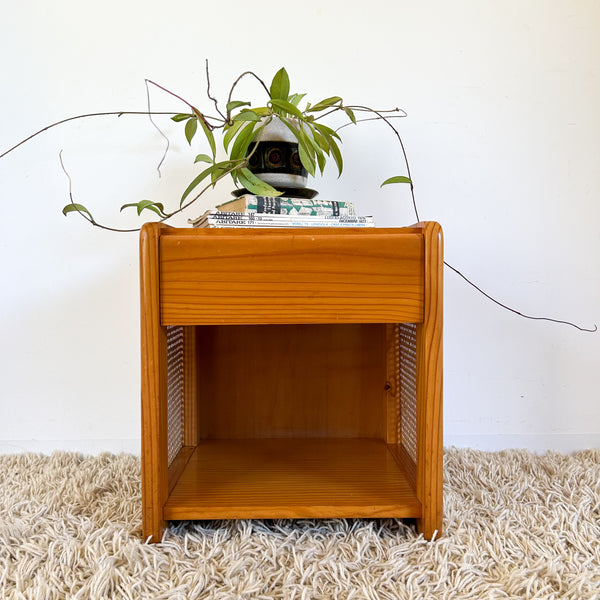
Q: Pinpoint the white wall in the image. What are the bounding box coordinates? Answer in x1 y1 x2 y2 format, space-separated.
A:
0 0 598 454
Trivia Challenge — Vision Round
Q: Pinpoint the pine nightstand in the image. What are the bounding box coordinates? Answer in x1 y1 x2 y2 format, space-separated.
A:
140 222 443 542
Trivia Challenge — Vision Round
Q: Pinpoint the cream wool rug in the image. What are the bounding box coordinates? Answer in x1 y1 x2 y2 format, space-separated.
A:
0 449 599 600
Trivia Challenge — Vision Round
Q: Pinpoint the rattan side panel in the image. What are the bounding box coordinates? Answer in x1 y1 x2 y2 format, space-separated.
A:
166 326 184 465
385 324 401 444
399 323 418 464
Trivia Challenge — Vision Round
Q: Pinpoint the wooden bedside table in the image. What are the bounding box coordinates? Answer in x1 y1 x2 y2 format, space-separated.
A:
140 222 443 542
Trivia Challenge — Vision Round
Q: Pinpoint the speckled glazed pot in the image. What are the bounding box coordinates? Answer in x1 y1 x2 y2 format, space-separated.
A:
246 117 308 191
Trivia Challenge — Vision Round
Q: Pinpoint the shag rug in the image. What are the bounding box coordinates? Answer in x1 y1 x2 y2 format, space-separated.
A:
0 449 599 600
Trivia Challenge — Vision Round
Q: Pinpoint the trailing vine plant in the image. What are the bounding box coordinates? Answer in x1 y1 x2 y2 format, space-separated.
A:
0 63 595 332
59 66 412 229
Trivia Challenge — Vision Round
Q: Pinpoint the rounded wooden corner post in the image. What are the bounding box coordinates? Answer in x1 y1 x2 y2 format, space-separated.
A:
415 222 443 540
140 222 169 543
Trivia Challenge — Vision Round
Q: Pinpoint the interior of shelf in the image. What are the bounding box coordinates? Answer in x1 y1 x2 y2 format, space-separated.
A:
164 438 421 521
195 323 388 440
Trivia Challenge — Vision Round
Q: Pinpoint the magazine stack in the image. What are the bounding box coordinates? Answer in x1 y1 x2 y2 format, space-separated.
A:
188 195 375 229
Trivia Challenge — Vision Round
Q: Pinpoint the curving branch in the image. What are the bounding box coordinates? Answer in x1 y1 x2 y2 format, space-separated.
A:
59 151 139 233
145 80 171 178
226 71 270 113
1 111 180 160
444 261 597 333
205 59 227 121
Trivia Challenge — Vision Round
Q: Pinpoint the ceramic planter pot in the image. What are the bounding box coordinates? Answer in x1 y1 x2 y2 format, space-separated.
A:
245 117 314 197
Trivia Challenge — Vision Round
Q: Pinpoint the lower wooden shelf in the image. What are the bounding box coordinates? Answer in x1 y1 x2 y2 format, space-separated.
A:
164 438 421 521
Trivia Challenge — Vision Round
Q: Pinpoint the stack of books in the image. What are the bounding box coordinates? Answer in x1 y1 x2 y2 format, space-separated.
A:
189 195 375 228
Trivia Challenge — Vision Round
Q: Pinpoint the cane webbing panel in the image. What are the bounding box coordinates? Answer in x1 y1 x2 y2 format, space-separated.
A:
166 325 184 465
399 323 418 463
387 323 401 445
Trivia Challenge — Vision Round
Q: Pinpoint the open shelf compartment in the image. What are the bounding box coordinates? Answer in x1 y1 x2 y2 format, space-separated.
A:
162 322 421 521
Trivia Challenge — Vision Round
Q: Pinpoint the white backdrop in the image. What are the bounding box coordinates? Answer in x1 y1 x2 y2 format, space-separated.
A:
1 0 598 453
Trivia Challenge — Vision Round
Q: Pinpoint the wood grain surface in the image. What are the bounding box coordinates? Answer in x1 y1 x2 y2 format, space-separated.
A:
140 223 170 543
164 438 422 520
159 228 424 325
414 222 444 538
196 323 387 440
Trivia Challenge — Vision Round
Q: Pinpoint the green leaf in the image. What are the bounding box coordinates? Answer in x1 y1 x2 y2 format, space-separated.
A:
328 136 343 177
307 96 342 112
223 119 245 152
120 200 167 217
207 160 241 187
232 110 262 122
314 122 341 141
315 146 327 174
269 99 304 120
278 118 302 148
279 118 319 176
171 113 192 122
62 203 92 218
311 128 331 154
380 175 412 187
287 93 306 107
343 106 357 124
197 113 216 158
210 165 224 186
194 153 213 164
310 122 343 175
295 127 316 177
269 67 290 101
229 121 259 161
180 165 215 205
119 202 137 213
226 100 251 112
279 118 321 175
298 143 316 177
302 128 327 174
237 168 283 197
181 161 243 205
248 106 271 117
185 118 197 145
145 205 167 217
302 125 325 155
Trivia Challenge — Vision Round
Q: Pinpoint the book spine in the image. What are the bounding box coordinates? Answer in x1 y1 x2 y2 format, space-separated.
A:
254 198 355 217
223 196 356 216
204 220 374 228
211 212 373 223
202 213 375 228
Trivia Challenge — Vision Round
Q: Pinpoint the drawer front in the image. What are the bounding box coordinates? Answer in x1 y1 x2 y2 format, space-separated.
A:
159 230 424 325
